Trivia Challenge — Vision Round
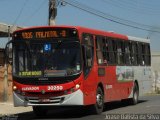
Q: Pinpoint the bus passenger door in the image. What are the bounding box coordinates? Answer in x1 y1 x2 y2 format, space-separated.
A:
82 33 96 105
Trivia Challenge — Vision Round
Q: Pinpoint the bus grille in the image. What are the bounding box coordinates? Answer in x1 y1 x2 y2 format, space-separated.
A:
27 97 65 104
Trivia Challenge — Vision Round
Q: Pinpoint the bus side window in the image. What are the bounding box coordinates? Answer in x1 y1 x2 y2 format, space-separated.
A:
102 37 116 65
133 42 139 65
125 42 131 65
145 44 151 66
96 36 104 65
117 40 124 65
129 41 133 65
141 43 146 65
138 43 144 65
105 38 111 64
112 40 117 64
144 43 151 66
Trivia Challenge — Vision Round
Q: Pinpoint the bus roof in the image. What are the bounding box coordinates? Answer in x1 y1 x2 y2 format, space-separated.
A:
127 36 150 43
14 25 150 43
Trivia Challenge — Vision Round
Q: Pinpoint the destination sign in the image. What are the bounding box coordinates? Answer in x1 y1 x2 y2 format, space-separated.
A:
22 30 66 39
14 28 78 40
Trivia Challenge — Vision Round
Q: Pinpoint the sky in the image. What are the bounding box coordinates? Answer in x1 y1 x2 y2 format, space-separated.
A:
0 0 160 51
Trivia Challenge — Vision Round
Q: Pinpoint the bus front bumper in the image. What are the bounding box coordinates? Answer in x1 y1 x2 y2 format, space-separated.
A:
13 89 84 107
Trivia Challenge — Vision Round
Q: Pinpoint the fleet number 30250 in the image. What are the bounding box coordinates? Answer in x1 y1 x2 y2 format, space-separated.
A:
47 86 63 91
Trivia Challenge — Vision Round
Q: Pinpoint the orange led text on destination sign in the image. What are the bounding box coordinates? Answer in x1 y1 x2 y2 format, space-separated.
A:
21 30 67 39
22 32 33 39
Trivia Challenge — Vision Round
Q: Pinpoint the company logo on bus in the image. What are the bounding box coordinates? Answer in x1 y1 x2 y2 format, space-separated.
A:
22 87 39 91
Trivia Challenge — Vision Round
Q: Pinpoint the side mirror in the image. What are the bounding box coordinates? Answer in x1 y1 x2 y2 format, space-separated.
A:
0 49 5 66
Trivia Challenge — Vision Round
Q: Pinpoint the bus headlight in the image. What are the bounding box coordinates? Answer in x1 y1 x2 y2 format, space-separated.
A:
75 84 80 89
13 85 21 94
13 85 17 90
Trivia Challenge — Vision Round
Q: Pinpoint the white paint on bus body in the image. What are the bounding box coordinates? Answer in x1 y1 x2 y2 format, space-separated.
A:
127 36 150 43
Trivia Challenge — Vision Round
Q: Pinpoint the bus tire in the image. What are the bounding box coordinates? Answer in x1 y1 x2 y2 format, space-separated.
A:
92 87 104 114
32 106 47 117
130 84 139 105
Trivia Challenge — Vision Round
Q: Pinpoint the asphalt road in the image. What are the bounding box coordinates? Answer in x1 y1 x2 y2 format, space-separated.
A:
2 94 160 120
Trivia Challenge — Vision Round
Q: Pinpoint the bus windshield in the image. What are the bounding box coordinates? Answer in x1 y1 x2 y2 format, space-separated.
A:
13 41 81 77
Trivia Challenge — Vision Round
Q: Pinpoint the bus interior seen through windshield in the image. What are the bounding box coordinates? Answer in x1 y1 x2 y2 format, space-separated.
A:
13 40 81 78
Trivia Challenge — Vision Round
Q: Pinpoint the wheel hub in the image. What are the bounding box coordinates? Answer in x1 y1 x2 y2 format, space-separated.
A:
96 93 103 107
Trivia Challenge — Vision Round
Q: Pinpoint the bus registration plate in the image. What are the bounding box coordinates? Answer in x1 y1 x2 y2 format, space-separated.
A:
39 98 50 103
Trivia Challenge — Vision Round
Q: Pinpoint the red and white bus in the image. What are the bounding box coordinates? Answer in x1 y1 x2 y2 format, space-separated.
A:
5 26 152 115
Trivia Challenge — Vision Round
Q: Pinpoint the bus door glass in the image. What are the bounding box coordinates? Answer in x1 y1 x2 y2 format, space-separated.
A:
82 33 94 77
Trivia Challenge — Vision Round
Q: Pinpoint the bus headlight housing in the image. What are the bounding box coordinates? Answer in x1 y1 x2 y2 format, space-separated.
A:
64 84 81 95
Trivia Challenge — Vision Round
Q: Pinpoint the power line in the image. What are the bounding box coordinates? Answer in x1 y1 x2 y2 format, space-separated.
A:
67 0 158 29
101 0 160 15
22 0 46 25
62 0 160 33
13 0 28 25
116 0 160 11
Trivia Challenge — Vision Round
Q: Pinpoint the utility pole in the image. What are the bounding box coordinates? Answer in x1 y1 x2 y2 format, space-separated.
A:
49 0 57 26
3 26 10 102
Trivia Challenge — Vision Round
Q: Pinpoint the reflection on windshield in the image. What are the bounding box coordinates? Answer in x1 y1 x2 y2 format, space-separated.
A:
13 41 81 77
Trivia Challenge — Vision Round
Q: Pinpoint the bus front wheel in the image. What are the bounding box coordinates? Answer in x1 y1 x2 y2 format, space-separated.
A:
92 87 104 114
